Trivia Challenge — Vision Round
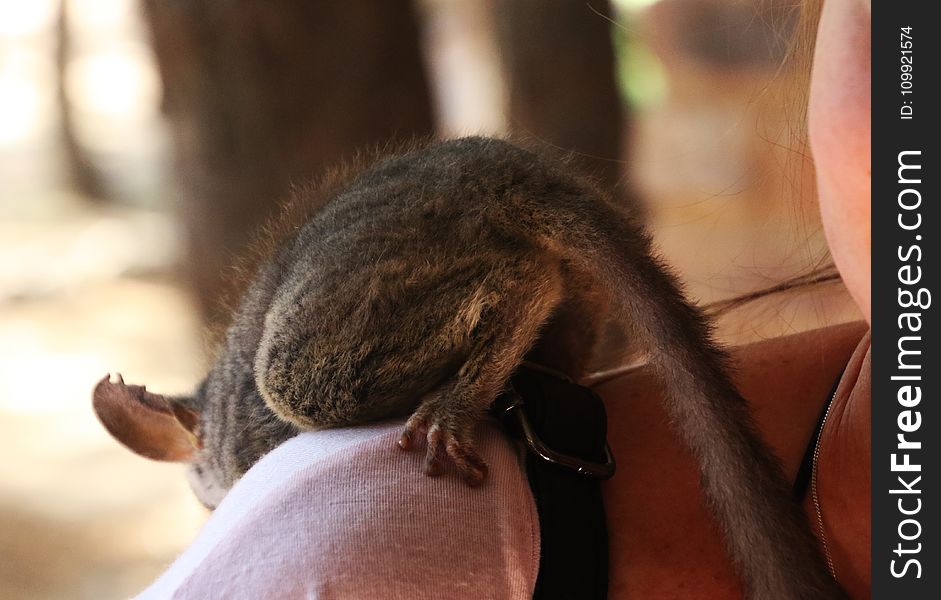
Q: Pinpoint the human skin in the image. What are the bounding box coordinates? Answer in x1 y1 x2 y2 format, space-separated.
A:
808 0 872 322
601 0 871 596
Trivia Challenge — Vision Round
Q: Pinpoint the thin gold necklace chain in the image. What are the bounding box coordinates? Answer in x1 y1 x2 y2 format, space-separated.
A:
810 387 839 582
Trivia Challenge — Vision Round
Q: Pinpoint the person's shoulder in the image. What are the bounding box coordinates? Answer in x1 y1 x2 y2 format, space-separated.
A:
591 320 869 398
597 322 869 598
736 321 869 367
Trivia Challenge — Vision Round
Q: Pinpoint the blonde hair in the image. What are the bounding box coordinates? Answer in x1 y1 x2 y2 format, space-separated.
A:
784 0 823 156
706 0 843 321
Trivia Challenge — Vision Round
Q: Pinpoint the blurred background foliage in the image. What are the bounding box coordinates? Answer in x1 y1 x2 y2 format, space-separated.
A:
0 1 857 598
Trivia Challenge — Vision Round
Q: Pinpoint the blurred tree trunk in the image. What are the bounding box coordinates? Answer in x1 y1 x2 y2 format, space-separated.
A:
493 0 626 191
57 0 110 203
142 0 434 325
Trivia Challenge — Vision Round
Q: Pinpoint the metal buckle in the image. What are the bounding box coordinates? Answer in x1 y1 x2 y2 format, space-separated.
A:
496 384 617 481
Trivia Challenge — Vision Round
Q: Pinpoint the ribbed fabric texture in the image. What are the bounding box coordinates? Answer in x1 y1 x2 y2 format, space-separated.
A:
137 420 540 600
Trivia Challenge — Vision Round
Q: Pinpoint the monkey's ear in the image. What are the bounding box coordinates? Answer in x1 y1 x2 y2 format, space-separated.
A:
92 374 201 462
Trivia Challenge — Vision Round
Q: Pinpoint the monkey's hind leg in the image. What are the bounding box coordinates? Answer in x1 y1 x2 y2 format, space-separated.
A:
525 267 610 378
398 270 563 486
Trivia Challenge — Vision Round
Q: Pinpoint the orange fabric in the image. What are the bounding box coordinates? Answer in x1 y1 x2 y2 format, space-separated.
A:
805 332 871 599
597 323 870 599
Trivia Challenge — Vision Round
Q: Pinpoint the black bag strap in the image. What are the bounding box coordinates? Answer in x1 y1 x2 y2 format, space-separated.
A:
492 363 615 600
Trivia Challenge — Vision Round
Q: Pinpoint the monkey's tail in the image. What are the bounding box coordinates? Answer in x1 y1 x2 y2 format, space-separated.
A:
535 198 845 599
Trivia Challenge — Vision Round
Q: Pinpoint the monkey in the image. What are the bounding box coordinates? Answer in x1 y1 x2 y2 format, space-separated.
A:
93 137 844 599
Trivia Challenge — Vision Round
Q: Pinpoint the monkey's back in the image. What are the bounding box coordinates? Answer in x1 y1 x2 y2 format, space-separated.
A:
248 137 583 426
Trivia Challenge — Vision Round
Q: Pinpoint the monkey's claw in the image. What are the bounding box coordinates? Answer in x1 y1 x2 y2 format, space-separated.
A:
398 411 488 486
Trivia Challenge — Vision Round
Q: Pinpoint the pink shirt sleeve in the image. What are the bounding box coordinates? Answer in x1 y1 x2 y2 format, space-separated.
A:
137 421 540 600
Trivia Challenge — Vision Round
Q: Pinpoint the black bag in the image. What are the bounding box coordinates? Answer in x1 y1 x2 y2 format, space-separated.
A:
492 363 615 600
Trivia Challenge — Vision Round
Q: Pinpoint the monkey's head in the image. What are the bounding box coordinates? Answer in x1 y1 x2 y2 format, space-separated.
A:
91 374 233 509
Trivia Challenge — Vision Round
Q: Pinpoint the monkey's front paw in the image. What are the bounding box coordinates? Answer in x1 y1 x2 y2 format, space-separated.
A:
397 401 489 486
